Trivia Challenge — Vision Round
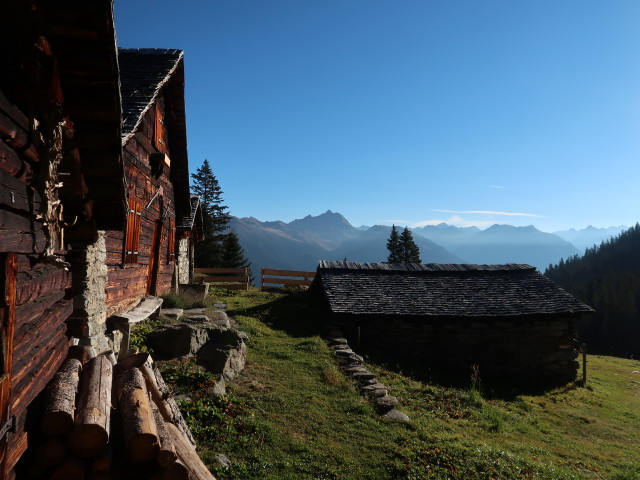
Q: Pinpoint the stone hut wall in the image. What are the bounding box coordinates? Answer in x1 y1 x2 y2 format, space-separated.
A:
177 236 190 285
337 315 580 381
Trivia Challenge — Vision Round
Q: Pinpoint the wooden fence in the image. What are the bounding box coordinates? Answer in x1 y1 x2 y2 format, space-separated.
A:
194 267 249 291
260 268 315 291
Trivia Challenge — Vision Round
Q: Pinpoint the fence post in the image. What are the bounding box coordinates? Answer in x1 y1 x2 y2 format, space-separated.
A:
260 268 264 291
582 343 587 386
244 267 249 291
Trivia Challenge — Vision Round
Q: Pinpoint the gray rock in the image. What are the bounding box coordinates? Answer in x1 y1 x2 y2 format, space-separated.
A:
183 314 210 324
331 344 351 351
146 323 212 359
214 453 232 468
364 388 388 398
160 308 183 320
213 303 227 309
212 378 226 396
197 328 247 381
344 366 369 375
375 396 398 411
174 394 192 403
334 349 354 358
209 310 231 328
359 378 379 386
329 337 348 346
352 372 376 382
382 409 410 422
183 308 207 316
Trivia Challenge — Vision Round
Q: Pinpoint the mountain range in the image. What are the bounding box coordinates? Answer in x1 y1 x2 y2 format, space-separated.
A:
228 211 627 274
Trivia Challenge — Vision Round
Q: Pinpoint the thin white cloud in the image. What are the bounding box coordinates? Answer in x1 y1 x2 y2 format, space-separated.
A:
434 209 542 218
411 215 496 228
489 185 508 189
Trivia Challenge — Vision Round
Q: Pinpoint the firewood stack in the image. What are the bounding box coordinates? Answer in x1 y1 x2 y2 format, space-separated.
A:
21 346 216 480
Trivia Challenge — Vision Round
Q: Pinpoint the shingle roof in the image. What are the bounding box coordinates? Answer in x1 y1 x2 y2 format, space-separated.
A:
118 48 183 142
314 261 594 317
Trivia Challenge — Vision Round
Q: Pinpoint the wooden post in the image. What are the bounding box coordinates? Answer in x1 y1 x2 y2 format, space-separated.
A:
244 266 249 291
582 343 587 386
260 268 264 291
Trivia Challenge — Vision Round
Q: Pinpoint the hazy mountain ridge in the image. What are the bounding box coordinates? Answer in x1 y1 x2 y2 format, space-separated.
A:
553 225 628 253
229 211 628 274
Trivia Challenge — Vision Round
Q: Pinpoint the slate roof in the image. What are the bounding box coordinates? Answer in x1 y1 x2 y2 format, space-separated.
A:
118 48 183 141
177 195 202 230
314 261 594 318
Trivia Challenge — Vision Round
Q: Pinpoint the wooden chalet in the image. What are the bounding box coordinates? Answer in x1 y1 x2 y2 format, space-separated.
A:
0 2 202 478
311 261 594 382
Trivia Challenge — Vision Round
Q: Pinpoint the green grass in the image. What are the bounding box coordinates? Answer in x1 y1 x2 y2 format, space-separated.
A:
156 290 640 480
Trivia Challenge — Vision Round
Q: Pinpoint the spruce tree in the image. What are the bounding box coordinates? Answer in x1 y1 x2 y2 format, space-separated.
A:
191 159 230 267
400 227 421 263
386 225 403 263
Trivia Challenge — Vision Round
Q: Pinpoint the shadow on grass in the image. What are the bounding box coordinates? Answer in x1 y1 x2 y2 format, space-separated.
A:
227 292 326 339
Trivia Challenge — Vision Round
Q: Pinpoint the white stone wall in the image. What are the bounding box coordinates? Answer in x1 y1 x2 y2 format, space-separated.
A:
177 237 190 284
73 231 119 353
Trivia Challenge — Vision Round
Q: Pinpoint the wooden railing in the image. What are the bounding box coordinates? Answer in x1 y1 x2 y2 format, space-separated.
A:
260 268 315 291
194 267 249 291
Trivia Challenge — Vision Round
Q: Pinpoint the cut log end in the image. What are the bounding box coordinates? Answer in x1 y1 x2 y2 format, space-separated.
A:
41 410 75 437
69 423 109 458
129 433 160 463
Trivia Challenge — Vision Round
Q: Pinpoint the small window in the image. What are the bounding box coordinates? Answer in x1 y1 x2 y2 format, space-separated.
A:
124 197 143 264
154 99 168 154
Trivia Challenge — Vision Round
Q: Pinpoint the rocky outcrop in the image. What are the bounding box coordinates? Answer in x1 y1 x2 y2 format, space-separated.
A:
147 309 247 382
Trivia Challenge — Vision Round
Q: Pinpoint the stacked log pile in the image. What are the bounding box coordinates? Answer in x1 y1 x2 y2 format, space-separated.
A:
20 348 215 480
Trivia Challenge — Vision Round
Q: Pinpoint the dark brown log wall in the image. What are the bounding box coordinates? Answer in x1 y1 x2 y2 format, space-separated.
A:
105 95 176 317
1 91 74 475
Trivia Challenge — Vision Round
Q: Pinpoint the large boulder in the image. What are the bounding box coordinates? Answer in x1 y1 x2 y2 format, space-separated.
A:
196 329 247 381
146 316 247 380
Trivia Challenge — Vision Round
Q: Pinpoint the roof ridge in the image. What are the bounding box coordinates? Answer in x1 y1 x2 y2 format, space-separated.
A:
317 260 536 272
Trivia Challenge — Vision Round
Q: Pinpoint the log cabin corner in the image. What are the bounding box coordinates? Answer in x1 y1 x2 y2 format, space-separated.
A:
0 1 198 477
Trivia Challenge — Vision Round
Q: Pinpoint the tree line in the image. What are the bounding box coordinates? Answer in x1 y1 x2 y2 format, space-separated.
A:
545 223 640 358
191 159 250 271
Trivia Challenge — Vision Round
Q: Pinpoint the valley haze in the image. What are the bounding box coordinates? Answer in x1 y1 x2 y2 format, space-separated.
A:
229 210 627 275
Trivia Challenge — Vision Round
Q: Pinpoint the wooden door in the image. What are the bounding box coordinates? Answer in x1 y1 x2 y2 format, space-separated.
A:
0 253 17 477
147 221 163 296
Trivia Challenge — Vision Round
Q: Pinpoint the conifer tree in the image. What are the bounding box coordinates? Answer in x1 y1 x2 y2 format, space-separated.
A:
400 227 421 263
386 225 403 263
191 159 230 267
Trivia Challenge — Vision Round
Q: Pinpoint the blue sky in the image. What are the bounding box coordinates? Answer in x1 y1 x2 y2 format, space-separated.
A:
115 1 640 232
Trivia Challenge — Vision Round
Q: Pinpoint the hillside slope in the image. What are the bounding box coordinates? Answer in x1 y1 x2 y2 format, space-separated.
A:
162 290 640 480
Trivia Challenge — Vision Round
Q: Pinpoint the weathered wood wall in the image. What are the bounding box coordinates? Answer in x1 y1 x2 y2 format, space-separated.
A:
105 94 176 317
0 95 73 474
337 315 580 382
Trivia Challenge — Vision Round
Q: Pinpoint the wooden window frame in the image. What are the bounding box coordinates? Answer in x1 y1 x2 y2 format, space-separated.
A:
124 197 143 265
154 99 168 155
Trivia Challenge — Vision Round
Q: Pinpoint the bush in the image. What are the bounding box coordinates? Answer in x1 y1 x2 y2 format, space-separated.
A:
161 292 186 309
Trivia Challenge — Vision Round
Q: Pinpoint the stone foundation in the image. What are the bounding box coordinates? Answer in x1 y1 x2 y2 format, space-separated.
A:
68 231 120 354
177 237 190 285
337 315 580 382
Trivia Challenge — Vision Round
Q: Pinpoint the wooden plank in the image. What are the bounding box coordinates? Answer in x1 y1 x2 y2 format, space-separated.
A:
261 268 315 278
15 264 71 306
0 90 29 132
0 224 47 254
10 332 68 416
0 142 31 182
200 275 247 283
14 290 66 330
0 253 17 478
0 169 42 213
13 299 72 356
195 267 247 274
262 277 313 287
210 283 247 291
